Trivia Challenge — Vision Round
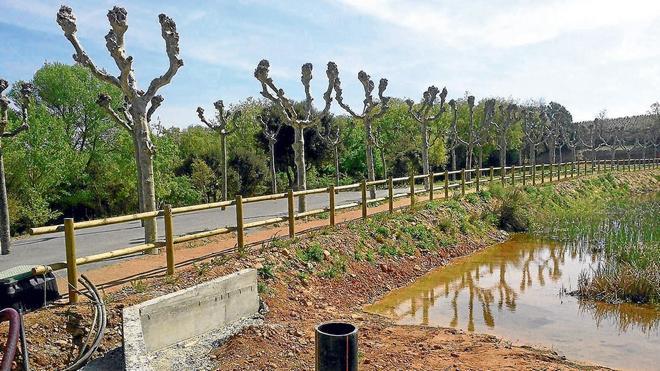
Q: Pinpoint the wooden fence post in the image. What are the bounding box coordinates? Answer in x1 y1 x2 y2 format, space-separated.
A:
571 162 575 178
429 172 434 200
461 169 465 195
522 165 526 185
475 168 481 192
164 204 175 276
236 195 245 248
444 170 449 199
511 165 516 186
329 185 336 226
551 163 555 182
577 161 580 177
287 190 294 238
532 164 536 185
409 175 416 206
500 166 505 185
489 166 494 184
563 162 567 178
64 218 78 304
361 179 368 219
541 164 545 183
388 177 394 213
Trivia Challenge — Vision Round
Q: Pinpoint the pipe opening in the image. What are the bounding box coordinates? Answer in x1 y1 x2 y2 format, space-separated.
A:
316 322 357 337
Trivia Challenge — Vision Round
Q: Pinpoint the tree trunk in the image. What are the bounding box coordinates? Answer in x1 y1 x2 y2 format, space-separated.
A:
293 125 306 211
131 108 157 247
364 119 376 199
220 133 227 202
451 148 457 181
499 141 507 169
421 123 430 189
0 146 10 255
380 147 387 180
269 140 277 194
132 136 145 213
334 145 340 186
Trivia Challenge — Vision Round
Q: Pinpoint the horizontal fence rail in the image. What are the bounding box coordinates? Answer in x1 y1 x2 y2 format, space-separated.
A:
27 157 658 303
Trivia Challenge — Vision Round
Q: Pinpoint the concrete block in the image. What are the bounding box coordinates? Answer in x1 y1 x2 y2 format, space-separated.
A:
122 269 259 370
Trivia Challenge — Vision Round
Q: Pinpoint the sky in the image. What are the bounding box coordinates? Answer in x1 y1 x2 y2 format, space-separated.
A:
0 0 659 127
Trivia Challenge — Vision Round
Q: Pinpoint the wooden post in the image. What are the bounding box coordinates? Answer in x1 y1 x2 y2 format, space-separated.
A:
429 172 434 200
361 179 368 219
541 164 545 183
522 165 526 185
64 218 78 304
597 159 601 172
388 177 394 213
489 166 494 184
511 165 516 186
577 161 581 177
409 175 416 206
475 168 481 191
532 164 536 185
329 185 336 226
550 163 554 182
500 166 505 185
461 169 465 195
236 195 245 248
164 204 175 276
571 162 574 178
444 170 449 199
287 190 294 238
564 162 567 178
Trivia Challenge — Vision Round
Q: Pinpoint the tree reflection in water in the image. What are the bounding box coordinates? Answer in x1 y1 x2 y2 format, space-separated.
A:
366 235 658 334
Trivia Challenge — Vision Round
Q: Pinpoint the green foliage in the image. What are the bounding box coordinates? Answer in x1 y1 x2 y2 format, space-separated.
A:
296 243 325 263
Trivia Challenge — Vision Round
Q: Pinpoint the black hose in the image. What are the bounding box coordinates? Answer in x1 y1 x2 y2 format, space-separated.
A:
62 275 107 371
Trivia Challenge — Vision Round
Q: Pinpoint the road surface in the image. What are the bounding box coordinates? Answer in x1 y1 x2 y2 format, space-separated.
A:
0 186 417 273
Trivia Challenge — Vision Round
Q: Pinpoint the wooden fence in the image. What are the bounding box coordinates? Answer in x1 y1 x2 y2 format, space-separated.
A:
29 157 657 303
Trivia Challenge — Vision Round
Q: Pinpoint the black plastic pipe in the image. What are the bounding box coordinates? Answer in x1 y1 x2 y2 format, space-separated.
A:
315 321 358 371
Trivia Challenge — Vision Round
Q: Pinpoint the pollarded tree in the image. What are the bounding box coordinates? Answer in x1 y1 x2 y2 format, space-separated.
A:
0 81 31 255
57 6 183 244
545 102 572 164
405 86 448 187
316 117 342 186
474 99 496 170
579 115 608 165
492 103 520 168
254 60 336 211
258 112 283 193
455 97 496 178
447 99 461 178
560 117 581 162
333 68 390 198
521 107 547 167
196 100 241 202
455 96 477 171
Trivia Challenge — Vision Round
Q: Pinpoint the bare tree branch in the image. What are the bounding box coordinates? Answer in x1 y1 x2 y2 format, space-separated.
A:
146 95 163 123
144 14 184 100
57 6 121 88
97 93 132 132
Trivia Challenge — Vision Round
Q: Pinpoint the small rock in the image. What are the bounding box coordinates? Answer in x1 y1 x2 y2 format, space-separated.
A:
323 250 331 260
413 265 422 271
450 352 460 358
254 263 264 270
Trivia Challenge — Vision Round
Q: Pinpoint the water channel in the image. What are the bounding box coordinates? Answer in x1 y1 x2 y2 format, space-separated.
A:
365 235 660 370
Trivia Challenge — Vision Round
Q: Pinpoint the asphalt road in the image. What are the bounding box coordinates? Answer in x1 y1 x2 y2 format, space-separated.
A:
0 187 415 273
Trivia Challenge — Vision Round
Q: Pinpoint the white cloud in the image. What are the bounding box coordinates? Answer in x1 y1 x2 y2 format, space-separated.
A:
337 0 660 48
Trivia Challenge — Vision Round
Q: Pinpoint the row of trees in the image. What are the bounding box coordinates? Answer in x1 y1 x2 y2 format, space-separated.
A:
0 5 657 254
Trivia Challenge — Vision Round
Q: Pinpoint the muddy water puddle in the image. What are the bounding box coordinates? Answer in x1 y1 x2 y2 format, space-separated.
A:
365 235 660 370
